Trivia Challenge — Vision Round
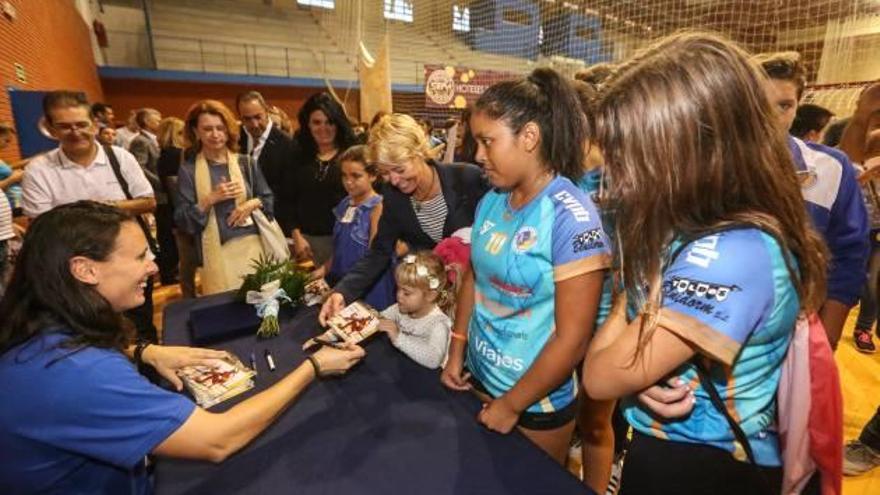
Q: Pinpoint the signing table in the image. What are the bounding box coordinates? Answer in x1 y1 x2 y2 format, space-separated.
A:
155 292 594 495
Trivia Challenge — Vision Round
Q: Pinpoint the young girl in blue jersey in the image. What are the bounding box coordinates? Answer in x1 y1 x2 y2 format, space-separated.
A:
319 145 395 310
441 68 611 464
580 33 828 494
571 77 622 493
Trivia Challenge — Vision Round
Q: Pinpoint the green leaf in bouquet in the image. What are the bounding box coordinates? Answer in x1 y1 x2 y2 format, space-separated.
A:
236 254 308 308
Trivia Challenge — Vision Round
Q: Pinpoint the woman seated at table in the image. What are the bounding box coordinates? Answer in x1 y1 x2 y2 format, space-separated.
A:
0 201 365 494
319 113 489 324
175 99 275 295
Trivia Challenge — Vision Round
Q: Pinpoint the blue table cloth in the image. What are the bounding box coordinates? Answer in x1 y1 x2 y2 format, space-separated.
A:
155 292 594 495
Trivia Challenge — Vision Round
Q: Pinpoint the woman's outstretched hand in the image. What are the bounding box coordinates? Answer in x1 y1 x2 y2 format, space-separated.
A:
318 292 346 326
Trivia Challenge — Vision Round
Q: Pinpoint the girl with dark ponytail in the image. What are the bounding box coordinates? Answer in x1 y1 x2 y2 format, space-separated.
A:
441 68 611 464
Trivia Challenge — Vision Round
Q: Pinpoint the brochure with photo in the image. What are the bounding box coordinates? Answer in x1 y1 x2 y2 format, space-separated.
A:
179 356 255 408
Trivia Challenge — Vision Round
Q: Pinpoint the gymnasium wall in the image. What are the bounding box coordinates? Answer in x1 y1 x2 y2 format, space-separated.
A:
101 76 364 128
0 0 104 161
100 73 426 129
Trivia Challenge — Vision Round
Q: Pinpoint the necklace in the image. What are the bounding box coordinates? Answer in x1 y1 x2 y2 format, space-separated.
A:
411 167 438 212
314 156 334 181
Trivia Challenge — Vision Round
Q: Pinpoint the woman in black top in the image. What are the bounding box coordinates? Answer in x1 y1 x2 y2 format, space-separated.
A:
156 117 199 298
154 117 184 286
319 113 488 324
277 93 356 265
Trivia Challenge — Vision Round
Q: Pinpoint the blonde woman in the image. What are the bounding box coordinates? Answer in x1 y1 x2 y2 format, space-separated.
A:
319 113 489 324
156 116 186 187
267 105 293 137
174 100 275 294
156 117 195 296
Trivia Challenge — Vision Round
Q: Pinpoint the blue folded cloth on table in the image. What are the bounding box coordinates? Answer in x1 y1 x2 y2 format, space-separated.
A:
189 301 261 345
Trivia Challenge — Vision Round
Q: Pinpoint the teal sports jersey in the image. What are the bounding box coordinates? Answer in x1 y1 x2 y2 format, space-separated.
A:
575 169 614 327
622 228 799 466
467 176 611 414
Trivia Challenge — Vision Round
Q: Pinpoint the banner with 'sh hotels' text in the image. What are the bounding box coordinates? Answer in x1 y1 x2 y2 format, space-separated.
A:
424 65 516 109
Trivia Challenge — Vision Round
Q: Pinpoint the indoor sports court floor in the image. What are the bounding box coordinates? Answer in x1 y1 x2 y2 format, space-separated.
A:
841 311 880 495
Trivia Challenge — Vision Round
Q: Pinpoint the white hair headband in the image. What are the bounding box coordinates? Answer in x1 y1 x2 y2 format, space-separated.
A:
403 254 441 290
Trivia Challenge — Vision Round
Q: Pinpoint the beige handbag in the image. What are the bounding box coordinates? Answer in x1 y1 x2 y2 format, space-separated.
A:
243 157 291 262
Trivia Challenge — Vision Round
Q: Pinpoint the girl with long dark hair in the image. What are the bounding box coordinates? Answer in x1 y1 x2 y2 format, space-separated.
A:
581 33 828 494
278 92 357 265
0 201 364 493
441 68 611 464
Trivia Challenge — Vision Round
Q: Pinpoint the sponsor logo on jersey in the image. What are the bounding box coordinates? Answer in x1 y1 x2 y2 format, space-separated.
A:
666 276 740 302
484 232 507 255
572 228 604 253
472 334 526 372
685 235 720 268
479 219 496 235
552 190 591 222
476 290 533 319
513 226 538 253
796 167 818 190
489 276 533 298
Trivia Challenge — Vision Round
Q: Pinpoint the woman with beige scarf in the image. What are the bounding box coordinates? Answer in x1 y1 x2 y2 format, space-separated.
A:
175 100 275 294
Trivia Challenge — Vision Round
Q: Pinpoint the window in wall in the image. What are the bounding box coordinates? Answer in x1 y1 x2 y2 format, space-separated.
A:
502 8 530 26
297 0 334 9
384 0 413 22
576 26 597 41
453 5 470 32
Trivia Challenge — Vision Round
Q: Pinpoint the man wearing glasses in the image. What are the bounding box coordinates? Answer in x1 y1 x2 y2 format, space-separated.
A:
21 91 158 342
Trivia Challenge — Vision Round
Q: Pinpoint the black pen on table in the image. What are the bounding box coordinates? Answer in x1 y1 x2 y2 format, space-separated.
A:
264 349 276 372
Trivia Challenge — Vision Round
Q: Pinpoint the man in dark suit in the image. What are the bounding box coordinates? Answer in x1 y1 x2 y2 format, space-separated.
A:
236 91 293 196
128 108 162 192
129 108 179 285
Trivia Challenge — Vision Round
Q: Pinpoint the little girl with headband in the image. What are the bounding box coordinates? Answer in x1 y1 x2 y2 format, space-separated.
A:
377 251 452 369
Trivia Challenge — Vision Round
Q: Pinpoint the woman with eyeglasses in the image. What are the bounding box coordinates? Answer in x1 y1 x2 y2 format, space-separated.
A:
276 93 357 266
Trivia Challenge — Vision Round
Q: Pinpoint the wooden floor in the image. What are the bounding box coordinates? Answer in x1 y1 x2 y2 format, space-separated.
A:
152 282 880 493
840 311 880 495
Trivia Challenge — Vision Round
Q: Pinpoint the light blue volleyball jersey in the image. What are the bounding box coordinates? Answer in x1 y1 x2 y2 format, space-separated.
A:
622 228 799 466
575 169 614 327
467 176 611 413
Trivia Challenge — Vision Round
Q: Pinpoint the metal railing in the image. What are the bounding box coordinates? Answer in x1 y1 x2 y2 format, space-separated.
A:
104 30 426 84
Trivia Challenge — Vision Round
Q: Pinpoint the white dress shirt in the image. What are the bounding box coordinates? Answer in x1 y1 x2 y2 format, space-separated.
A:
0 186 13 241
21 145 154 218
114 127 139 150
247 121 274 162
142 129 159 147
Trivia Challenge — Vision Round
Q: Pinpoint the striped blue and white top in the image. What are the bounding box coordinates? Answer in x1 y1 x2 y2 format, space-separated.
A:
411 192 447 243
